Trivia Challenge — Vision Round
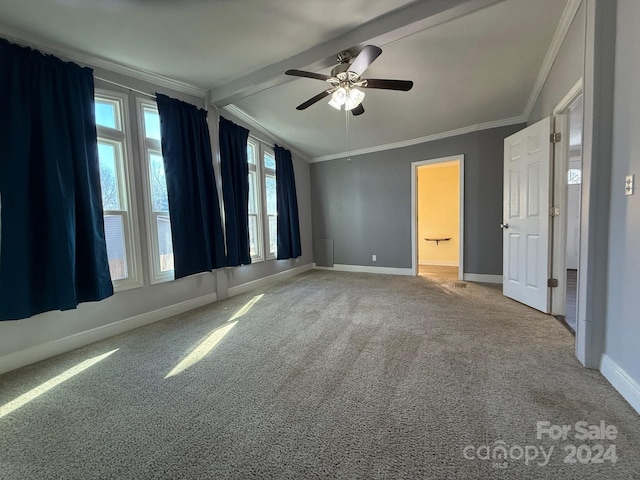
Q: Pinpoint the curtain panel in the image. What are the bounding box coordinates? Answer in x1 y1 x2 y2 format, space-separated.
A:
218 116 251 267
274 145 302 260
0 39 113 321
156 94 226 278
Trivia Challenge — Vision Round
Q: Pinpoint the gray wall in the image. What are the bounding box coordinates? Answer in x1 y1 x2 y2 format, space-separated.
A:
605 0 640 392
310 124 524 274
529 2 586 123
0 63 313 366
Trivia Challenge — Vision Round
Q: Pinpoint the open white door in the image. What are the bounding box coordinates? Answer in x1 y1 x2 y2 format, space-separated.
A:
502 117 552 313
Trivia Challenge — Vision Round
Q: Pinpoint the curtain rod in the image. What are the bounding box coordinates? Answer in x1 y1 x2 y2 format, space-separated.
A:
94 76 156 99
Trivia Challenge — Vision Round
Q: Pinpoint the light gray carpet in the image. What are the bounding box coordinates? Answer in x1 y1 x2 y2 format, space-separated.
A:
0 270 638 479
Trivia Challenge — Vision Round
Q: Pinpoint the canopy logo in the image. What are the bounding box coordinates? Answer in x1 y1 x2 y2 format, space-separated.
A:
463 420 619 469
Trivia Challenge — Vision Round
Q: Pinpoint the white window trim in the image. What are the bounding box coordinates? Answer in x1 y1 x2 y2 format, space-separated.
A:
95 89 143 292
136 97 174 284
247 137 264 262
262 146 277 260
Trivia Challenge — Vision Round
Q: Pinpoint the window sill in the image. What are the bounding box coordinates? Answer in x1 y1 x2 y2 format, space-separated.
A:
113 278 144 293
149 272 176 285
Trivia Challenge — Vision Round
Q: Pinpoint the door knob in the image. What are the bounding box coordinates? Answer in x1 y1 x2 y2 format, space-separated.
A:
500 223 509 229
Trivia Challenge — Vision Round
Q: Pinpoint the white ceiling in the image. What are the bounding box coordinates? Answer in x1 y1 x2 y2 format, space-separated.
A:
0 0 572 160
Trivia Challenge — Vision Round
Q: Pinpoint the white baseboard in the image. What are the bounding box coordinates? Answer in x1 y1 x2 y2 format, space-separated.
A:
419 261 459 267
315 264 413 276
228 262 315 297
463 273 503 284
600 354 640 415
0 292 218 376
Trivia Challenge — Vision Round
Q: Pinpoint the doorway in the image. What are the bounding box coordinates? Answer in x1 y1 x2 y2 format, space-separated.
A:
411 155 464 280
555 94 583 333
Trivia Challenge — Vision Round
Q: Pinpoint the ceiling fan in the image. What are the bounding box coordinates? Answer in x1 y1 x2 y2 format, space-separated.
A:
285 45 413 116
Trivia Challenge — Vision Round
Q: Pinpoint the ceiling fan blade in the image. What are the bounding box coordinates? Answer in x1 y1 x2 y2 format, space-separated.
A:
296 90 331 110
351 104 365 116
285 69 331 81
348 45 382 76
362 79 414 91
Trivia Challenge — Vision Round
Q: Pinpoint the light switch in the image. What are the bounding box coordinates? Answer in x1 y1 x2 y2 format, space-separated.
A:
625 175 635 196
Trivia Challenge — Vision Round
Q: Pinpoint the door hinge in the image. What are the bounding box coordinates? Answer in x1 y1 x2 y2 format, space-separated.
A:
547 278 559 288
549 206 560 217
550 132 562 143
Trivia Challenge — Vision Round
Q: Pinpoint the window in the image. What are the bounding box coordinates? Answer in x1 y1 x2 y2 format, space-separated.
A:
95 91 141 290
567 168 582 185
245 138 277 262
263 147 277 259
138 99 174 283
247 139 263 261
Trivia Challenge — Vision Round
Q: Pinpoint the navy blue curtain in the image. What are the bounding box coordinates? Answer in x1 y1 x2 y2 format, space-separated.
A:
274 145 302 260
218 116 251 266
156 94 226 278
0 39 113 321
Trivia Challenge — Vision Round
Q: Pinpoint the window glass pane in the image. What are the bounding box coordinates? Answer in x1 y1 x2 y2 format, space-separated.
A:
247 143 256 165
567 168 581 185
98 142 120 210
149 153 169 212
269 215 277 255
264 152 275 170
249 215 259 257
156 215 174 272
266 175 277 214
104 214 128 280
144 109 161 140
95 101 117 129
248 171 258 214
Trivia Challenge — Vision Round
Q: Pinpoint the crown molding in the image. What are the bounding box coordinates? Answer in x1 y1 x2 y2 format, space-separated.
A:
522 0 583 121
310 115 526 163
0 24 207 99
222 105 312 163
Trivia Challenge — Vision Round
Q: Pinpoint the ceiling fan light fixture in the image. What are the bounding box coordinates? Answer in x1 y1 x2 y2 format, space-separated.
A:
344 88 365 111
329 87 347 109
328 97 343 110
333 87 347 104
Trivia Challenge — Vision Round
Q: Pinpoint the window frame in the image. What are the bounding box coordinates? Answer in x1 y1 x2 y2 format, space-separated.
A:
262 146 277 260
242 137 277 262
247 137 265 262
136 97 175 284
95 89 143 292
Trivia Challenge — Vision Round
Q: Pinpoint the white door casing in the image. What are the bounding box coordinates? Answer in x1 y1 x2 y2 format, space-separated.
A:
502 117 552 313
550 113 569 317
566 157 582 270
411 155 464 280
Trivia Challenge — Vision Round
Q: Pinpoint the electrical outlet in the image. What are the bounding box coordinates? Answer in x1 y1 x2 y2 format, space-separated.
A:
372 254 377 262
625 174 635 196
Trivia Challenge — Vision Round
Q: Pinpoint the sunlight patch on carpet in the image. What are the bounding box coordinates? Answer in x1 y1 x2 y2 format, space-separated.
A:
0 349 119 419
164 294 265 379
229 294 264 322
165 321 238 379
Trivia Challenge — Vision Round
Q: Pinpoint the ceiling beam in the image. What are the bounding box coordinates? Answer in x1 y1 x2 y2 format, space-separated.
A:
207 0 503 106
